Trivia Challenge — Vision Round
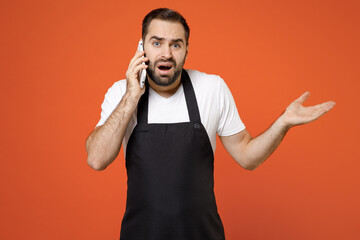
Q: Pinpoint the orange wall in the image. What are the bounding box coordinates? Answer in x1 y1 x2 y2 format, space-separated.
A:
1 0 359 239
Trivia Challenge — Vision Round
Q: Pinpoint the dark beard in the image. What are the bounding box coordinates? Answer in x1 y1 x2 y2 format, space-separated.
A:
147 58 184 87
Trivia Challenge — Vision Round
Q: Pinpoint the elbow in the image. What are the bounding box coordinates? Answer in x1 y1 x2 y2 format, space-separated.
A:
86 145 108 171
243 164 258 171
86 135 107 171
236 158 259 171
86 145 115 171
87 155 108 171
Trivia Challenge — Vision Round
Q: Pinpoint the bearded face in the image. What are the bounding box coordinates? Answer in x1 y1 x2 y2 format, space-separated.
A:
143 19 188 87
146 56 186 87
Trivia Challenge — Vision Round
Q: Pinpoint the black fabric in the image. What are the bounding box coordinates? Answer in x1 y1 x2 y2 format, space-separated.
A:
120 70 225 240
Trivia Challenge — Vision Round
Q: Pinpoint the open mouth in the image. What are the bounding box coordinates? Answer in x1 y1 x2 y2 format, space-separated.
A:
157 62 174 74
158 65 172 70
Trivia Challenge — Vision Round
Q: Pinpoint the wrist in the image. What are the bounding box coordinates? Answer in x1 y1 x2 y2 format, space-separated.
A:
276 113 292 132
125 88 143 102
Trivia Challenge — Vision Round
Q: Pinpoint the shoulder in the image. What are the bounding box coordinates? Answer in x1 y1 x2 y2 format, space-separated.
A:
186 69 224 92
186 69 223 84
96 79 127 127
106 79 127 95
103 79 127 101
186 69 229 96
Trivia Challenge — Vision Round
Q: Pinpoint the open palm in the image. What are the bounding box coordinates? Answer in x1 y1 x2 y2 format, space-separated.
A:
283 92 335 127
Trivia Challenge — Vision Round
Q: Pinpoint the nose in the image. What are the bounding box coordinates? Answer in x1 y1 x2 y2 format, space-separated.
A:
161 45 172 59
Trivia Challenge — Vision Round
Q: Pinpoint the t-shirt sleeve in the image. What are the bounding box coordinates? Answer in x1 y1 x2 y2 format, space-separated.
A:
217 78 246 136
96 81 125 127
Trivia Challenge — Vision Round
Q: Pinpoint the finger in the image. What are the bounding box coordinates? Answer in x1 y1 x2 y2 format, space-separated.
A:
296 91 310 104
135 56 149 66
310 101 336 119
128 56 148 73
313 102 330 110
313 101 336 111
129 64 148 80
129 51 145 67
134 63 148 73
317 101 336 113
128 51 146 68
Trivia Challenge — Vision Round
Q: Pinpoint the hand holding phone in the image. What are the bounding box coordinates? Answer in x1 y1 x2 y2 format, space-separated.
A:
137 40 146 89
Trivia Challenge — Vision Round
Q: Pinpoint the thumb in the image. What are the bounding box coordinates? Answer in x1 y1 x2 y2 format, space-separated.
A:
296 91 310 104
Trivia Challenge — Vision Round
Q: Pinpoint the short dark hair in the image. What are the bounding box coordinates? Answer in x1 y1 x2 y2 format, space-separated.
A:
142 8 190 45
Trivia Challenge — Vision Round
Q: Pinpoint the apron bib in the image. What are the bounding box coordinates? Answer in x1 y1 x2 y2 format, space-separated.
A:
120 70 225 240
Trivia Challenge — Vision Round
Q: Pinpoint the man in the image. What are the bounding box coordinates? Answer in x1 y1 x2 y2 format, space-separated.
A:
86 8 335 240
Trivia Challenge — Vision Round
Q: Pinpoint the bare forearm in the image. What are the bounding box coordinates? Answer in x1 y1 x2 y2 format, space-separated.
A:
86 91 140 170
221 92 334 171
86 50 148 170
243 91 335 170
242 114 290 170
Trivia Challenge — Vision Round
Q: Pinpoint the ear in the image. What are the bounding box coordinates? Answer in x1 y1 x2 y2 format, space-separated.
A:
185 43 189 60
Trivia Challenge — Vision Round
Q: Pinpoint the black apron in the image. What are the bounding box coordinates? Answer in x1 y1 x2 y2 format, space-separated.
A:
120 70 225 240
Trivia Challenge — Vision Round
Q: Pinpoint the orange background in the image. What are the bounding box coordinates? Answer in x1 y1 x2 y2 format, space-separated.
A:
1 0 359 239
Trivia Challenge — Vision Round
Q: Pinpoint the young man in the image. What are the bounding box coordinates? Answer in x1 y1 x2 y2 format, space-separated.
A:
86 8 335 240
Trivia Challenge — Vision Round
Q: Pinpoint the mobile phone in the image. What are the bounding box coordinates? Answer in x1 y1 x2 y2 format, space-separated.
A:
137 40 146 89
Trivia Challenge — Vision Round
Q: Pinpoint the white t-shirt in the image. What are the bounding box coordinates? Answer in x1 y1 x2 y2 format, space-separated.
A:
96 69 245 155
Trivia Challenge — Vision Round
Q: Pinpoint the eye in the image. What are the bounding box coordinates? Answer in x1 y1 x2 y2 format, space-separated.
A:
153 41 160 47
172 43 180 48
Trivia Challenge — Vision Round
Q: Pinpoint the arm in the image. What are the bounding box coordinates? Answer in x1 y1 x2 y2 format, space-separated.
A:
220 92 335 171
86 51 148 170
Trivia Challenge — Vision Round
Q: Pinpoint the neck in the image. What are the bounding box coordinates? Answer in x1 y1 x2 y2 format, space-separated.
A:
147 73 182 98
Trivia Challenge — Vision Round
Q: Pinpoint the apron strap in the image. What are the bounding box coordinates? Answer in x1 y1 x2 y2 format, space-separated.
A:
137 69 201 124
181 70 201 123
137 77 149 124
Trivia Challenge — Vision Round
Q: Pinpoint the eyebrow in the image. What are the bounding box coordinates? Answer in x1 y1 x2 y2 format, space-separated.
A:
149 36 184 44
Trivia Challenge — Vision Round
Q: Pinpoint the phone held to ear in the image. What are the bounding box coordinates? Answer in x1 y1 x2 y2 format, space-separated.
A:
137 40 146 89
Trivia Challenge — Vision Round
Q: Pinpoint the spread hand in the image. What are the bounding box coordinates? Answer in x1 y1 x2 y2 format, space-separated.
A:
282 92 335 127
